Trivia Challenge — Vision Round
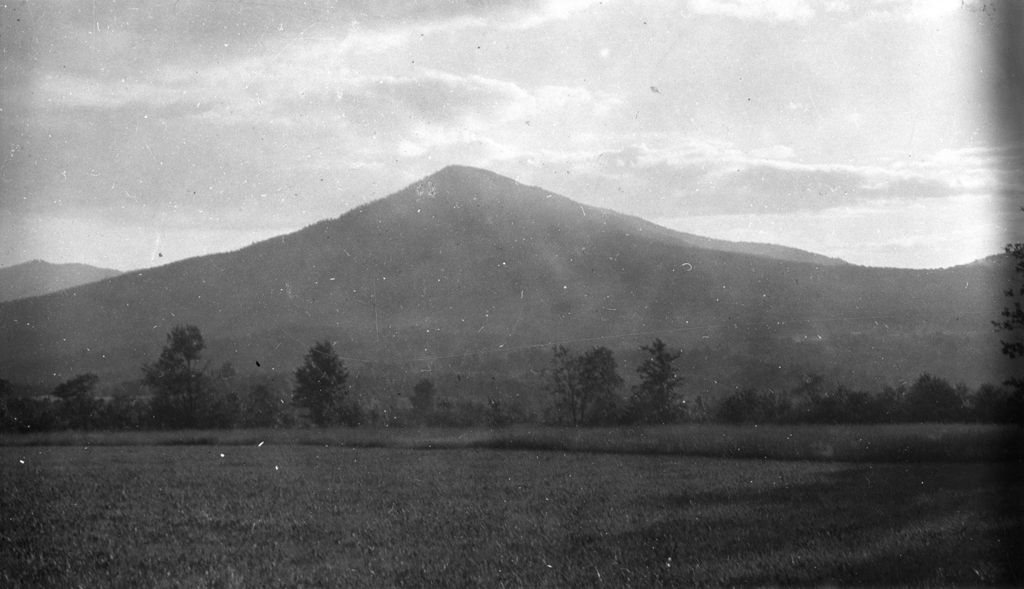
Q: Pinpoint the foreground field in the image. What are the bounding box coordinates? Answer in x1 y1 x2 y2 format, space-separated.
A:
2 445 1021 587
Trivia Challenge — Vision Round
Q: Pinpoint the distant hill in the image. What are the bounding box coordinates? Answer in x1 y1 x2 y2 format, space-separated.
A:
0 166 1014 401
0 260 121 303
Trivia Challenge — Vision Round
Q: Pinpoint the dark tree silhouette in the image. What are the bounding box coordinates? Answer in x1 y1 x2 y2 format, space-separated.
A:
410 378 436 419
996 242 1024 382
293 340 349 426
575 346 623 425
905 373 963 423
971 383 1019 424
629 338 684 424
52 373 101 430
718 388 790 424
548 346 582 425
548 345 622 426
244 383 287 428
143 324 209 428
993 238 1024 425
52 373 99 400
204 362 241 428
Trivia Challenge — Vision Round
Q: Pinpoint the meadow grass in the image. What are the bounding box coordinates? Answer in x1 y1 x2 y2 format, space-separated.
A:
1 423 1020 463
1 445 1020 587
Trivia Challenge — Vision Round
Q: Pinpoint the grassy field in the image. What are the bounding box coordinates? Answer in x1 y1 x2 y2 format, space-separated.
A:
2 423 1022 462
2 443 1021 587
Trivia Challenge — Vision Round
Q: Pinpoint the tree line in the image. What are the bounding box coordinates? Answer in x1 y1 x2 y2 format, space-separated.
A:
1 323 1022 433
540 341 1022 426
5 206 1024 434
715 373 1022 425
0 324 530 432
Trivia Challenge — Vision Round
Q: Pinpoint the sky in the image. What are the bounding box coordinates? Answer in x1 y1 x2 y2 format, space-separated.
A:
0 0 1021 271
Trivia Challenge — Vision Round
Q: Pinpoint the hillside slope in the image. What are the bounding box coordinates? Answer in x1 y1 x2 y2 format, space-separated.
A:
0 166 1012 393
0 260 121 303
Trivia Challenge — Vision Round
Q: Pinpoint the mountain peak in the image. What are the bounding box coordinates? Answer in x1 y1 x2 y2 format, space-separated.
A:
430 164 511 182
390 166 848 267
412 165 527 202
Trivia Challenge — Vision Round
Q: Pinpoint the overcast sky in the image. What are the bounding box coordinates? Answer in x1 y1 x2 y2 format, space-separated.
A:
1 0 1020 271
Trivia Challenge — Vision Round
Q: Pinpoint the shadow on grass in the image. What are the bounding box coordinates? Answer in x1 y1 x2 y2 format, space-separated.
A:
571 462 1023 586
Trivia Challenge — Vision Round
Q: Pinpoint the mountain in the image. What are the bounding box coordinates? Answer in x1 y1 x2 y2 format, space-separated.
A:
0 260 122 303
0 166 1014 399
615 226 848 267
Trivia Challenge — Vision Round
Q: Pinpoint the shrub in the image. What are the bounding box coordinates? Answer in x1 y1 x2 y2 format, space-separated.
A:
905 373 965 423
971 383 1024 425
717 389 791 424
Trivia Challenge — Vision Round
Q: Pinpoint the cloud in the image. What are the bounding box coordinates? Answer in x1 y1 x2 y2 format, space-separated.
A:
508 0 612 29
21 33 629 236
655 192 1007 268
510 138 1005 220
751 145 796 160
823 1 851 13
861 0 966 21
887 145 1010 194
687 0 815 22
289 0 610 31
348 70 532 124
8 0 609 86
35 73 196 113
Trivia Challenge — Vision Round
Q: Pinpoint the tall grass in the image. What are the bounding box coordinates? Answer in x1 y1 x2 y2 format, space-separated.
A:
4 446 1019 586
2 423 1019 462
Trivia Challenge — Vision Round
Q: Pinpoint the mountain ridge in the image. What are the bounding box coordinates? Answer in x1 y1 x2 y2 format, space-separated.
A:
398 165 850 267
0 260 122 303
0 165 1012 396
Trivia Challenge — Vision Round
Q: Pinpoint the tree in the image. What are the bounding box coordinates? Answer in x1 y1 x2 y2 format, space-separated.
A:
52 373 101 430
204 362 241 429
143 324 209 428
293 340 350 426
547 345 586 425
996 242 1024 361
628 338 684 424
905 373 964 423
995 240 1024 411
575 346 623 425
244 382 289 428
100 394 152 430
548 345 623 426
410 378 436 421
971 382 1024 425
548 346 581 425
718 388 790 424
53 373 99 400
